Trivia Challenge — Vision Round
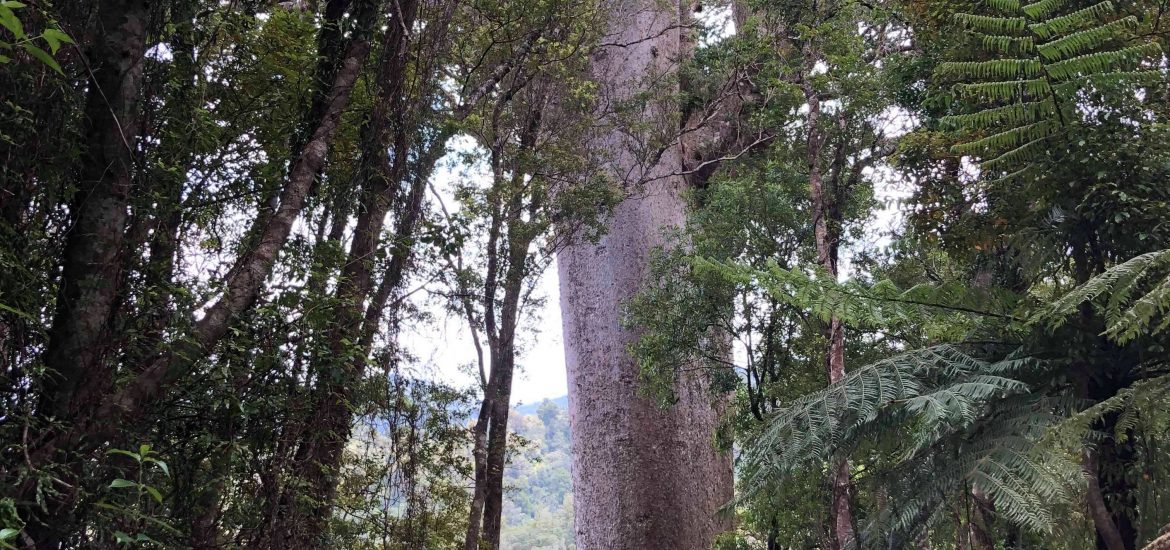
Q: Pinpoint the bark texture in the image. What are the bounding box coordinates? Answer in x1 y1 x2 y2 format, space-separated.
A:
557 1 733 547
40 0 148 421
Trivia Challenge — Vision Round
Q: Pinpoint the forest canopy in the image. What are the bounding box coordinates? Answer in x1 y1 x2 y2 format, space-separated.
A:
1 0 1169 549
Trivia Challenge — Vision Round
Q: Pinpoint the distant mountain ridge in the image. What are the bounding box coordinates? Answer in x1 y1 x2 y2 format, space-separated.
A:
514 394 568 415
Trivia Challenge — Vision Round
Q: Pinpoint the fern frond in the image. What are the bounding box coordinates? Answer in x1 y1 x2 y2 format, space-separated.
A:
738 346 1031 503
1040 374 1170 451
955 78 1052 101
1022 0 1074 20
865 392 1077 540
937 59 1044 81
975 32 1037 55
978 136 1058 170
1106 272 1170 343
951 120 1059 155
942 0 1158 175
1029 1 1116 40
1036 16 1137 62
1033 249 1170 342
1045 42 1162 81
954 13 1028 34
987 0 1022 13
940 99 1055 130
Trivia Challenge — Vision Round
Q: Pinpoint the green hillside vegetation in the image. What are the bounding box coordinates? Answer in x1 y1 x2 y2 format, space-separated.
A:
500 399 575 550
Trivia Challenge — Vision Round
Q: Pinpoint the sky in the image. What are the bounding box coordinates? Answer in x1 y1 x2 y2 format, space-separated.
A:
400 261 569 406
398 137 571 407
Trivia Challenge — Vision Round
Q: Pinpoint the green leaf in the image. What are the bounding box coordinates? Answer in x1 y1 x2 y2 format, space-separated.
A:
0 6 24 39
144 485 163 504
106 448 142 462
0 529 18 541
113 531 133 544
0 301 34 319
21 43 61 74
109 478 137 489
41 28 72 54
145 457 170 477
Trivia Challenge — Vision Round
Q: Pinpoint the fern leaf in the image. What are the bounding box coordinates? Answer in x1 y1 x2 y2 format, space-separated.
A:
1036 16 1137 62
955 78 1051 101
978 136 1057 171
1034 249 1170 342
937 59 1044 81
1022 0 1074 20
975 32 1037 55
954 12 1028 34
987 0 1022 13
1105 272 1170 343
951 120 1059 155
1029 1 1116 40
940 99 1055 130
1045 42 1162 81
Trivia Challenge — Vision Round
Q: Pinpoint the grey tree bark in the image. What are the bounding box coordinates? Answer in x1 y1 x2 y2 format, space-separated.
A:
556 1 733 547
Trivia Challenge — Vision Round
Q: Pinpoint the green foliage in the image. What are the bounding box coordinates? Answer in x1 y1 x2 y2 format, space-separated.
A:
500 400 574 550
734 343 1084 541
0 1 72 73
1037 248 1170 343
936 0 1162 174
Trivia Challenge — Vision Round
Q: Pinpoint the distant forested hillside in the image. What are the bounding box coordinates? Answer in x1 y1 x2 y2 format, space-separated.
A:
501 398 573 550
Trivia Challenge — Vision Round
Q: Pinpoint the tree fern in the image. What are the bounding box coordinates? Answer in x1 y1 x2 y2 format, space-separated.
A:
937 0 1162 174
704 258 1021 336
1035 248 1170 343
865 396 1082 542
739 346 1030 498
736 345 1090 544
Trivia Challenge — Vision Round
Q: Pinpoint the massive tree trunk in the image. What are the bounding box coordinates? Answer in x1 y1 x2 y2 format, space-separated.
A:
556 1 733 547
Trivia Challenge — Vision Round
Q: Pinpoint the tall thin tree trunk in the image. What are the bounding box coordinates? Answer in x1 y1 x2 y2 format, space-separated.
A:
270 2 422 544
804 56 856 550
480 349 516 549
1085 445 1131 550
557 1 733 547
464 394 493 550
466 107 543 548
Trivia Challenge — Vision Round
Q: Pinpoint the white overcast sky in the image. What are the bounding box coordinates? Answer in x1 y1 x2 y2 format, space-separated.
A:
399 263 569 406
397 138 570 406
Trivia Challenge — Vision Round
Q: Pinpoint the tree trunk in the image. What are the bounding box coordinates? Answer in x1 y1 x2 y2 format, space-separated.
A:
556 2 733 547
1085 443 1135 550
969 487 998 550
804 57 856 550
22 2 149 545
466 103 543 548
262 3 426 545
39 0 148 422
480 349 516 549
